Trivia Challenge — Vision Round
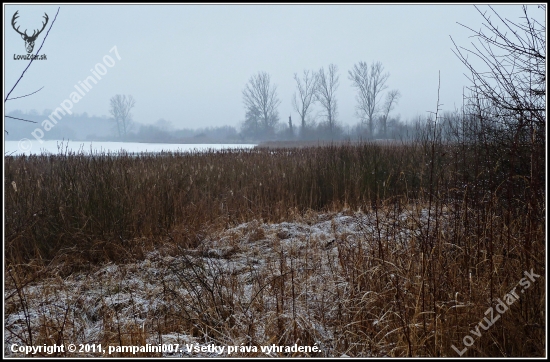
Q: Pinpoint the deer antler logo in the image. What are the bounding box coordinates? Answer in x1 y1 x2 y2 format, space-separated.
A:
12 11 49 54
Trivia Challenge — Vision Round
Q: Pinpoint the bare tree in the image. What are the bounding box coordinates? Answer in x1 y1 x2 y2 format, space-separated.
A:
380 89 401 138
109 94 136 139
292 70 318 138
348 61 389 137
242 71 280 138
316 64 339 134
451 4 545 221
451 5 545 129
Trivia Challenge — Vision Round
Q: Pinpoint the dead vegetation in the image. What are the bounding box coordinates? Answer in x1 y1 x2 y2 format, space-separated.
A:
4 133 545 357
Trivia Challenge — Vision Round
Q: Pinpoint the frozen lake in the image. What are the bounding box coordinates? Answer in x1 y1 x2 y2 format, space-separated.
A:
4 140 256 156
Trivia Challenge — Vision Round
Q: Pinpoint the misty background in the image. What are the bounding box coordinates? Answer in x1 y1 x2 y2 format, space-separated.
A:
4 4 542 143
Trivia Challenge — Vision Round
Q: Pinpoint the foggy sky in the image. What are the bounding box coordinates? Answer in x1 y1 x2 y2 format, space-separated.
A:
4 4 543 131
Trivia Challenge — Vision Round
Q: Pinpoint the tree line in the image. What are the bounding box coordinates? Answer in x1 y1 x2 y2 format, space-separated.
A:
106 60 407 144
241 61 401 141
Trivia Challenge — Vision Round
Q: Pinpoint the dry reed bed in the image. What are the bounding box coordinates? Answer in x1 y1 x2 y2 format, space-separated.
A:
4 143 545 357
5 205 545 357
6 143 432 265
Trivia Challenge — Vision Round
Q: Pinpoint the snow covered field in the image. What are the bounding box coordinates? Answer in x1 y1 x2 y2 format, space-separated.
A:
4 140 256 156
5 206 442 358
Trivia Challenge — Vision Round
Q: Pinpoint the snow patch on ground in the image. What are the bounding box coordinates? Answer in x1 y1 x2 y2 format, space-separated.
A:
5 207 448 357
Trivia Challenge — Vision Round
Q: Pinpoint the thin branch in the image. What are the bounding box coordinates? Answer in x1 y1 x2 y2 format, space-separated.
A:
5 115 38 124
5 86 45 101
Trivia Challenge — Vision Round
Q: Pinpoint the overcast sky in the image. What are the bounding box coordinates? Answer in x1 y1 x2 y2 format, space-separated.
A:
4 3 544 130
